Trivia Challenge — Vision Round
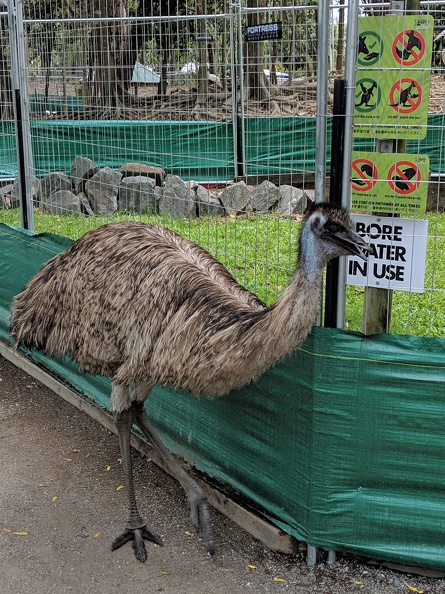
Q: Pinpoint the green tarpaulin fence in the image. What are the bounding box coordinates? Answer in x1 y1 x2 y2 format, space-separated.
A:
1 115 444 181
1 222 445 570
244 114 445 176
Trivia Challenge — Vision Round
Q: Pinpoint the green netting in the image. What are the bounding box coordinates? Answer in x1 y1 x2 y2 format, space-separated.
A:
243 114 445 176
1 222 445 570
0 121 18 178
2 115 444 182
30 119 235 182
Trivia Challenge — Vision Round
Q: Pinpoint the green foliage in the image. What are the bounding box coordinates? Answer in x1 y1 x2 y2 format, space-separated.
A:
1 208 443 337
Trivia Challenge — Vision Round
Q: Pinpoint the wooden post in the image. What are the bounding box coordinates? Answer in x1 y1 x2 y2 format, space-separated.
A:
361 0 420 335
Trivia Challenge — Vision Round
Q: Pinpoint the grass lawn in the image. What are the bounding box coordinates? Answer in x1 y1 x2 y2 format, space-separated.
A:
1 207 444 338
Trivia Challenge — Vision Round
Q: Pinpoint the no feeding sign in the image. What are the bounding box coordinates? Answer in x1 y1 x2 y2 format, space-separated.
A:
351 151 429 214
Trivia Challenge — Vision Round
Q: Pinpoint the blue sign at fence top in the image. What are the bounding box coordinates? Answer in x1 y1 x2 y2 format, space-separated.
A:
245 22 283 42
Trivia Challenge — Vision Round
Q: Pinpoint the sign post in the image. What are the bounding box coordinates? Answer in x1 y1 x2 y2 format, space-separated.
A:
353 1 430 334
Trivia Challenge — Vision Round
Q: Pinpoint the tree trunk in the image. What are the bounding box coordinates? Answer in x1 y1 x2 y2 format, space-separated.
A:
0 20 13 119
196 0 209 106
335 7 345 73
89 0 136 109
245 0 271 101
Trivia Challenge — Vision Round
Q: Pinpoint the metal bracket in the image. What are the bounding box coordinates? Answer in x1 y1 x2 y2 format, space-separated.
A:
379 140 396 153
307 545 337 567
390 1 405 14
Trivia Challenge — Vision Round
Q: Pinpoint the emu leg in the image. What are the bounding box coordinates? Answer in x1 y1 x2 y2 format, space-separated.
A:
111 406 163 563
132 402 215 556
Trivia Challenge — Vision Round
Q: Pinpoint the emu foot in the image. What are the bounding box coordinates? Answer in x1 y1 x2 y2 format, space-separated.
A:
111 526 163 563
190 499 215 557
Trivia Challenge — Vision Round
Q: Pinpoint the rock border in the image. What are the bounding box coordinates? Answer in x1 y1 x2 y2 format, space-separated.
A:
1 157 313 217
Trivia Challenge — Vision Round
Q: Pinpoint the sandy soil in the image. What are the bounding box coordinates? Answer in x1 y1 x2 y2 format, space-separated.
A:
2 353 445 594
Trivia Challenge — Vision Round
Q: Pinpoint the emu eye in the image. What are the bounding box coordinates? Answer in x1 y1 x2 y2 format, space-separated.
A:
324 221 341 234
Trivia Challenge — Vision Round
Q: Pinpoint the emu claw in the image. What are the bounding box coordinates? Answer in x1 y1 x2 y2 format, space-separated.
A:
111 526 163 563
190 500 215 556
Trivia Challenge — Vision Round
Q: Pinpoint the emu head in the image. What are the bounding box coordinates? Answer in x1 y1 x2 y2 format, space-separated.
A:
300 203 372 270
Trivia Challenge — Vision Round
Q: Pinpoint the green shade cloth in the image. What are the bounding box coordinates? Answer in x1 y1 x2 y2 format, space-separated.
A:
1 222 445 569
2 115 444 181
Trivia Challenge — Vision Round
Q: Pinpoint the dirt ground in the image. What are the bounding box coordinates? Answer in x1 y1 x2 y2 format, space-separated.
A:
1 353 445 594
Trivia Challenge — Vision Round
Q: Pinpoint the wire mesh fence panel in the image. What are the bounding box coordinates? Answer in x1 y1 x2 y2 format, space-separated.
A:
1 1 444 335
1 1 329 308
0 8 17 201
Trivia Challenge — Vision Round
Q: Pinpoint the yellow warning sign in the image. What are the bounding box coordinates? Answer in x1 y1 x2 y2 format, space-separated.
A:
351 151 429 214
354 16 433 139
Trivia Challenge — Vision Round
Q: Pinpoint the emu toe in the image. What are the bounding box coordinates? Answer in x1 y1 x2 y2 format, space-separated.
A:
111 526 163 563
190 499 215 556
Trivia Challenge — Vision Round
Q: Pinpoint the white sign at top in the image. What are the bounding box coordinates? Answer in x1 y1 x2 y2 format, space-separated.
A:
346 214 428 293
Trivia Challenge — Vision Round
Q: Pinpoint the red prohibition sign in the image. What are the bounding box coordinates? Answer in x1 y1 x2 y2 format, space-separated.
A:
389 78 422 114
351 158 378 192
387 161 421 194
392 29 425 65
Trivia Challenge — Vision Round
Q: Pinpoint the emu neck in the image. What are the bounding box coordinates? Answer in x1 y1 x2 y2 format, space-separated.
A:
299 223 324 280
258 263 323 364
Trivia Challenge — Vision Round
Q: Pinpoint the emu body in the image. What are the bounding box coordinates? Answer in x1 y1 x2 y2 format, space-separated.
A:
10 203 371 562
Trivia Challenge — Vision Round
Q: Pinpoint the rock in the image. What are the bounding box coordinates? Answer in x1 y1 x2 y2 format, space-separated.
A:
70 156 98 194
276 185 308 215
219 181 251 214
40 172 71 202
251 180 280 212
304 188 315 207
12 175 41 206
85 167 122 215
78 191 94 216
159 174 196 218
43 190 81 215
154 186 163 205
119 163 165 186
119 176 157 214
0 184 15 209
196 185 225 217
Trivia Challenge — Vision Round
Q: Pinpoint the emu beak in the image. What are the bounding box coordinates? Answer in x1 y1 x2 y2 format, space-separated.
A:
329 229 374 261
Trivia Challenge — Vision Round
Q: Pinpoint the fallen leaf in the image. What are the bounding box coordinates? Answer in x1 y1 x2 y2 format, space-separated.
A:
72 449 80 453
247 564 257 570
160 571 170 575
106 466 111 472
229 212 236 218
354 581 364 586
37 483 45 488
3 528 11 533
116 485 124 491
52 496 58 502
93 532 100 538
184 530 193 537
273 577 287 583
12 531 28 536
405 583 424 594
63 458 73 462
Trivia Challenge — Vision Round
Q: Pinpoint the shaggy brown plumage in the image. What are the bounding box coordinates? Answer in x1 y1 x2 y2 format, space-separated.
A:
9 202 371 562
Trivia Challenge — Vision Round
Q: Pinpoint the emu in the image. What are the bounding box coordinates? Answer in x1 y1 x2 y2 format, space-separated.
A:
10 203 371 563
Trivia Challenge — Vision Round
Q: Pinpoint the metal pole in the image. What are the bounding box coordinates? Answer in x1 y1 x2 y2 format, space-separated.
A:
324 79 346 328
229 2 239 179
314 0 329 205
335 0 360 328
7 0 34 231
236 2 245 178
309 5 332 564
